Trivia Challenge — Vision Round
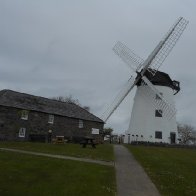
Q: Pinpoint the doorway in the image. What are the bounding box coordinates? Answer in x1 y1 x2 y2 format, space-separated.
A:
170 132 176 144
128 134 130 144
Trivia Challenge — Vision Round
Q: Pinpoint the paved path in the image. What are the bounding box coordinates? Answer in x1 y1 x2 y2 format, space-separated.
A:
0 148 114 166
114 145 160 196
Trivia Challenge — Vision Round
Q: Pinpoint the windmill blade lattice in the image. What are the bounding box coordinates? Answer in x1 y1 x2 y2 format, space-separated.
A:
147 17 189 76
138 76 176 120
101 76 136 122
113 41 144 72
102 17 188 122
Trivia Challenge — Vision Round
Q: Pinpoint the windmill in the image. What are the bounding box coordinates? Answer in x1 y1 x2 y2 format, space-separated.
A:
102 17 188 144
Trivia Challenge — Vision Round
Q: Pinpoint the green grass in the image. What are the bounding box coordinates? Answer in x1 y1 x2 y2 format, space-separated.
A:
125 145 196 196
0 151 116 196
0 142 114 161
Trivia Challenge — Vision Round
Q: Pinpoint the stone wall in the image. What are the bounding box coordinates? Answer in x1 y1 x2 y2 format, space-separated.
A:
0 106 104 142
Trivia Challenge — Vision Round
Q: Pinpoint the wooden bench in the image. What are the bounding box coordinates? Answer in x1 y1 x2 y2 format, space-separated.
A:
52 136 65 144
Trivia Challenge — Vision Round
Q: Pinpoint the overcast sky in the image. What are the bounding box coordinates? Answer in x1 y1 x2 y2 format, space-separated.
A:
0 0 195 133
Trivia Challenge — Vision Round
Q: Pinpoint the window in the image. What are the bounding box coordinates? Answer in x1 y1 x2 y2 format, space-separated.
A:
156 92 163 100
155 110 162 117
19 128 26 138
48 115 54 124
155 131 162 139
21 110 29 120
79 119 83 128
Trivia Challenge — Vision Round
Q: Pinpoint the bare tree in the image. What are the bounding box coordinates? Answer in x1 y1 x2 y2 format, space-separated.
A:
83 106 90 112
51 95 90 111
51 95 81 106
177 123 195 144
103 127 114 143
190 131 196 145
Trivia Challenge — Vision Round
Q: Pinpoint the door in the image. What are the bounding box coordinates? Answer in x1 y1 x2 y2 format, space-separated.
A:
170 132 176 144
128 134 130 144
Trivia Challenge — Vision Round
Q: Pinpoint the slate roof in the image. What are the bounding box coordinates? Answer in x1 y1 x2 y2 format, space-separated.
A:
0 89 103 123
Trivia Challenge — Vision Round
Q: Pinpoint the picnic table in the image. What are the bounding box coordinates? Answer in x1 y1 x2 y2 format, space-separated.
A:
52 136 65 144
80 137 96 148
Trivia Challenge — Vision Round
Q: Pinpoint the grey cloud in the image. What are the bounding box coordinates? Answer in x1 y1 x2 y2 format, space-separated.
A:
0 0 196 133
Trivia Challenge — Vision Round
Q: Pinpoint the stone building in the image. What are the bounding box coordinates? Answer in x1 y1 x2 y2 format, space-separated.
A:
0 89 104 142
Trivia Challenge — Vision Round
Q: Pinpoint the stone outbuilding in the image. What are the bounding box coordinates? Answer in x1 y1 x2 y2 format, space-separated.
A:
0 89 104 142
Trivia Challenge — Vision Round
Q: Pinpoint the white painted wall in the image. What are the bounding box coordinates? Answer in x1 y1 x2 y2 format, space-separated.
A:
124 85 179 144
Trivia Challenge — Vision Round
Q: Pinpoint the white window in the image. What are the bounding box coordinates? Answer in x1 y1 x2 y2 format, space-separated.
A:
48 115 54 124
79 119 83 128
155 110 163 117
156 92 163 100
21 110 29 120
19 128 26 138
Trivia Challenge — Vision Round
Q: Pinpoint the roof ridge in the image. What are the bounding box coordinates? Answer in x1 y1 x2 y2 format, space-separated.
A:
0 89 78 106
0 89 103 123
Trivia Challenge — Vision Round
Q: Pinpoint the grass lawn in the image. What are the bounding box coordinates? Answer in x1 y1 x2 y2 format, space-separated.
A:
0 151 116 196
125 145 196 196
0 142 114 161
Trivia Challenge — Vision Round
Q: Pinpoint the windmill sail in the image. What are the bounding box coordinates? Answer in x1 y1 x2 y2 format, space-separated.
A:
102 17 188 122
101 76 136 122
113 18 188 77
145 17 189 76
139 76 176 119
113 41 144 72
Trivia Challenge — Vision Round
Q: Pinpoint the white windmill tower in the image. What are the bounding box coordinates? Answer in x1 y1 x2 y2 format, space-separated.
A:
102 17 188 144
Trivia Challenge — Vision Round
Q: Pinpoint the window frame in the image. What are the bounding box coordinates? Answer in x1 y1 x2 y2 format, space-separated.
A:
21 110 29 120
48 114 54 124
19 127 26 138
155 131 162 139
79 119 84 128
155 109 163 117
156 92 163 100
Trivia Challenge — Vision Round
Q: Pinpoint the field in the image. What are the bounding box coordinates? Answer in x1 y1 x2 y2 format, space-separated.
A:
0 142 116 196
0 142 114 161
126 145 196 196
2 142 196 196
0 151 116 196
